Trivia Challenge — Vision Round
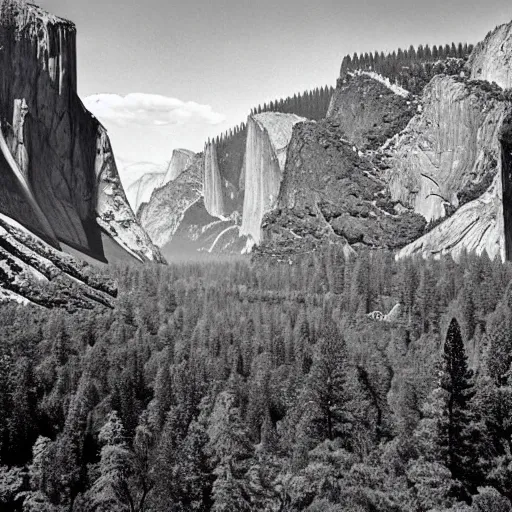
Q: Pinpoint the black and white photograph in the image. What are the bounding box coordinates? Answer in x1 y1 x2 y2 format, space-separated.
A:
1 0 512 510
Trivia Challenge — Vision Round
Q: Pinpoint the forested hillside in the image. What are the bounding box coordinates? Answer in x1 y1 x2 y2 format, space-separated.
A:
339 42 475 94
1 249 512 511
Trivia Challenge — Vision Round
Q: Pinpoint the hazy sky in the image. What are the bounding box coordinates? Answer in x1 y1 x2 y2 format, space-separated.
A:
38 0 512 166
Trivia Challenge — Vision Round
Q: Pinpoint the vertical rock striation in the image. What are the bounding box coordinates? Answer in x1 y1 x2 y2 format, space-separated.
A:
0 2 164 263
240 112 305 244
203 141 225 218
381 76 510 223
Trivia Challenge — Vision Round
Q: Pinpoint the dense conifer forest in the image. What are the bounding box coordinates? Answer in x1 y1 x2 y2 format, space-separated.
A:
1 249 512 511
339 42 475 94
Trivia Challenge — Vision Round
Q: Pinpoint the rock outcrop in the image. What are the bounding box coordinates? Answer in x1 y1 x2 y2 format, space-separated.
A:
469 21 512 90
372 76 512 261
327 73 416 150
380 76 510 225
240 113 305 244
396 174 505 261
0 2 164 264
126 171 165 213
163 148 195 184
138 154 203 248
257 120 426 259
203 142 226 217
0 213 117 310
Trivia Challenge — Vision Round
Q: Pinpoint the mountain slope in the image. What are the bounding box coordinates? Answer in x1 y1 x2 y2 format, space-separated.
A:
257 120 426 259
138 154 203 248
126 171 166 213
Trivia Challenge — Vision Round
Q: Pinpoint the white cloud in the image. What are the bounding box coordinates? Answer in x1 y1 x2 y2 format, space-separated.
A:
83 93 226 127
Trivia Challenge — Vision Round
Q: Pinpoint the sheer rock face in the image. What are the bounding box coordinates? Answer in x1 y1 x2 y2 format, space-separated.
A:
203 142 226 217
126 172 165 213
381 76 510 224
163 148 195 184
327 73 416 150
138 154 203 248
396 174 505 261
240 113 305 244
469 21 512 90
396 106 512 262
0 3 164 263
257 120 426 259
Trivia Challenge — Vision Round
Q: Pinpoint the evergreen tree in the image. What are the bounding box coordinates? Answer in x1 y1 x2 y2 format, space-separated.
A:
441 318 481 497
305 318 351 442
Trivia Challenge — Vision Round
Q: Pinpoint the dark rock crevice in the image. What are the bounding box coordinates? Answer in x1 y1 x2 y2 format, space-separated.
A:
500 113 512 260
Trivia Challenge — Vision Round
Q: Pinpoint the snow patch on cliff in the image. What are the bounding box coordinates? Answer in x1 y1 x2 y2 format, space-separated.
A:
349 70 410 98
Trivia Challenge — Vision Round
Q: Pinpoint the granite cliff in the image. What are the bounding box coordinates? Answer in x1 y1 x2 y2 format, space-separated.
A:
138 153 203 248
240 113 305 244
164 148 195 183
203 142 226 217
126 170 166 214
469 20 512 90
381 76 510 223
327 72 416 150
257 120 426 259
0 2 163 265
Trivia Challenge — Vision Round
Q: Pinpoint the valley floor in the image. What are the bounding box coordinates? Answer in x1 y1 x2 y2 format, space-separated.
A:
0 248 511 512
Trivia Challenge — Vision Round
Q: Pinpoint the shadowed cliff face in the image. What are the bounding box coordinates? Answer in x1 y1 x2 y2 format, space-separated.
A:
0 124 58 246
0 3 164 263
501 115 512 260
469 21 512 90
327 73 416 150
381 76 510 223
240 113 305 244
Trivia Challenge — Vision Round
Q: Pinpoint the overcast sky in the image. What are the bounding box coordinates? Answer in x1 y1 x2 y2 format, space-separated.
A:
38 0 512 165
